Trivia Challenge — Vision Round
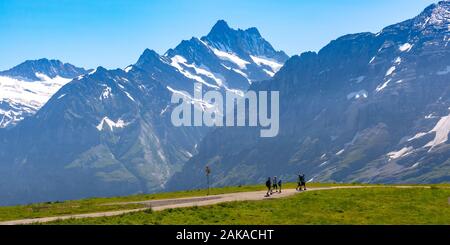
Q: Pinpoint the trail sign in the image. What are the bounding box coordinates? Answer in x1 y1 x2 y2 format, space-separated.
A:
205 166 211 195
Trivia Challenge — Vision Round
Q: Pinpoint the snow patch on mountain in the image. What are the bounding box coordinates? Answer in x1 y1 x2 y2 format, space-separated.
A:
160 105 169 115
99 85 112 100
88 68 97 75
170 55 220 89
211 48 250 69
96 117 129 131
222 64 250 83
123 91 135 102
0 108 22 128
319 161 328 167
347 90 368 100
263 69 275 77
424 113 450 149
233 68 250 81
336 149 345 155
124 66 133 73
223 86 245 97
0 74 70 107
250 55 283 73
376 79 392 92
408 132 427 141
188 63 225 87
387 147 413 160
166 86 215 112
385 66 396 77
0 74 72 128
399 43 413 52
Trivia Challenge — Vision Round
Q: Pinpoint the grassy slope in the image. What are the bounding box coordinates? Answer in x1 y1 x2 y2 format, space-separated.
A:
0 182 348 222
47 187 450 225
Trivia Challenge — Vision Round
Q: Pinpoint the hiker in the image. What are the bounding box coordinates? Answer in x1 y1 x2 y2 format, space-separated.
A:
300 174 307 191
272 176 278 193
278 179 282 193
265 177 272 197
296 174 302 191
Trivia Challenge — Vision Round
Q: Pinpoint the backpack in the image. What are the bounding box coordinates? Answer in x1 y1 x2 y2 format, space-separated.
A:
266 179 271 187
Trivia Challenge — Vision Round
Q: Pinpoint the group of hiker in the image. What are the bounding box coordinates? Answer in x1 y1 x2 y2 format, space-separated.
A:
265 173 307 197
264 176 282 197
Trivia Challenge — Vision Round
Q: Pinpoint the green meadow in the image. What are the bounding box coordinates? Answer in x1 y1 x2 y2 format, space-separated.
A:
51 185 450 225
0 182 309 222
1 183 449 224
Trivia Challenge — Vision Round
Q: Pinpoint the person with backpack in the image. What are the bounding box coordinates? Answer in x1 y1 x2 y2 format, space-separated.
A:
265 177 272 197
272 176 278 193
278 178 282 193
300 174 307 191
296 174 302 191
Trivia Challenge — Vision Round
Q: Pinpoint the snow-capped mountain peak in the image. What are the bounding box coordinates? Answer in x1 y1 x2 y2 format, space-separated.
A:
0 59 89 128
0 58 89 81
406 1 450 31
426 1 450 25
201 20 288 61
160 20 288 94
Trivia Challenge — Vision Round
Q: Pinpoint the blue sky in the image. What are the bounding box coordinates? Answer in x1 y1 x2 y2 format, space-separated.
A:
0 0 437 70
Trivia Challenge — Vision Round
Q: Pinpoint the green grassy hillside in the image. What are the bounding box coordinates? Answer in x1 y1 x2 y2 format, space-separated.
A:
1 183 449 224
46 186 450 225
0 182 330 221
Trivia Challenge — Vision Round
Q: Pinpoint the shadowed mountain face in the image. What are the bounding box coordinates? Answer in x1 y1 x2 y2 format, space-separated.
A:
168 1 450 190
0 21 288 205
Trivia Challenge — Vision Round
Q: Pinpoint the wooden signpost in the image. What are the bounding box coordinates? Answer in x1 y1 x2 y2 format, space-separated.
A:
205 166 211 195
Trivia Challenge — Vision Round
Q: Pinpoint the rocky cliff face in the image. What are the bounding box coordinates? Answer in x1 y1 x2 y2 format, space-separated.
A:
168 1 450 190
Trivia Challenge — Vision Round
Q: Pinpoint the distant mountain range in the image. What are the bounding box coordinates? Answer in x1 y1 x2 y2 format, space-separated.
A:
1 2 450 206
168 1 450 190
0 20 288 205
